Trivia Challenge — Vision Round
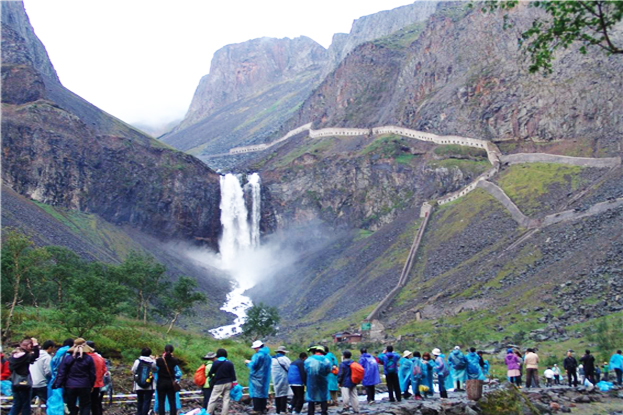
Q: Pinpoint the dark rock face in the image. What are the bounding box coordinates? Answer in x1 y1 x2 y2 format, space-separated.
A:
294 3 623 155
1 1 223 249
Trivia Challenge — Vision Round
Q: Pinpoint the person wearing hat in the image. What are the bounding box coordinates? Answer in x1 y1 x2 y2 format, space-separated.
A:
86 341 107 415
8 337 40 415
52 338 96 415
271 346 291 414
398 351 413 399
304 346 331 415
447 346 467 391
245 341 271 414
200 352 216 409
132 348 157 415
432 348 451 399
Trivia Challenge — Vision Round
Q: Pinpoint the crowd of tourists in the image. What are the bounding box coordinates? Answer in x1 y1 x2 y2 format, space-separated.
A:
504 348 623 389
3 336 623 415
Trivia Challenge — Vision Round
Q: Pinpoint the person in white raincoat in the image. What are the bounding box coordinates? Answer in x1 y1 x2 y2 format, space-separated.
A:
271 346 291 414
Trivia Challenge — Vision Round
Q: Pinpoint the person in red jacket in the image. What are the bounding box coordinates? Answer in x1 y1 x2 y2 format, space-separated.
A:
86 341 107 415
0 346 11 380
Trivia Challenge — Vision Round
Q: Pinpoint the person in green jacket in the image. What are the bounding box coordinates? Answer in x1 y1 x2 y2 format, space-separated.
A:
201 352 216 409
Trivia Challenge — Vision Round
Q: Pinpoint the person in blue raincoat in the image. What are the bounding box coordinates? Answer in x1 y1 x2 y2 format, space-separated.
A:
304 346 332 415
359 348 380 404
432 348 453 398
410 352 425 401
447 346 468 391
323 346 339 406
246 341 271 414
420 353 434 397
465 347 486 381
46 338 74 415
398 351 413 398
609 350 623 385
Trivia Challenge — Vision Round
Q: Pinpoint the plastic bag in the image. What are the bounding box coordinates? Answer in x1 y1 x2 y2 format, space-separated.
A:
230 383 243 401
596 381 613 392
583 378 594 391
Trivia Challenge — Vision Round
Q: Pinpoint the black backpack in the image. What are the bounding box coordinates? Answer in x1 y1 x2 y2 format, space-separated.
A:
134 359 154 388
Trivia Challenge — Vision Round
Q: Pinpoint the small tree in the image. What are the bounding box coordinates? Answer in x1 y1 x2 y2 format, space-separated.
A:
161 276 206 334
57 262 129 337
115 251 167 323
480 1 623 73
43 246 84 305
241 302 280 340
1 230 49 339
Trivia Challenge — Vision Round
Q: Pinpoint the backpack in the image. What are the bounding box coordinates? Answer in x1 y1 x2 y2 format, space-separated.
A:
450 353 467 371
194 364 206 387
350 362 364 385
384 354 397 374
134 360 154 388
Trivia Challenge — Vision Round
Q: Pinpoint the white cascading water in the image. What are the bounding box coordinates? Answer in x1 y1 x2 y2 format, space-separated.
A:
218 174 251 267
209 173 260 339
248 173 261 247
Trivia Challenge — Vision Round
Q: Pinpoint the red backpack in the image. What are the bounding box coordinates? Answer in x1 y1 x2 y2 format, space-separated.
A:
194 364 206 387
350 362 364 385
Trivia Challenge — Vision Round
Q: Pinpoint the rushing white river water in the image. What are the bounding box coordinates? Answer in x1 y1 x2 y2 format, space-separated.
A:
208 173 261 339
209 285 253 338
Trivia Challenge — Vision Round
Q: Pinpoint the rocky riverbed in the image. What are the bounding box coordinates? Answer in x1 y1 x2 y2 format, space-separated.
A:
96 381 622 415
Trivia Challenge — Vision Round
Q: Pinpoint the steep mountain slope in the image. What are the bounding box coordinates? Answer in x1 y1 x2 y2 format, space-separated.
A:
1 185 231 329
327 0 437 67
161 37 329 161
1 1 223 249
162 2 439 167
246 3 623 337
293 3 623 155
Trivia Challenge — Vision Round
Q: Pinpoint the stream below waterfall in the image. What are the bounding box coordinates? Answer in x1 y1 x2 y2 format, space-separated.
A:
209 285 252 339
208 172 261 338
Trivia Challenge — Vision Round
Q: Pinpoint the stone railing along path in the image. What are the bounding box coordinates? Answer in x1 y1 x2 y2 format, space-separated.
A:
225 122 621 326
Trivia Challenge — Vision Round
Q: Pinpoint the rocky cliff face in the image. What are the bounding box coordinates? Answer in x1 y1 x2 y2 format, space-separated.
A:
177 36 329 132
162 4 440 166
327 1 438 67
161 37 329 163
295 3 623 156
1 1 223 248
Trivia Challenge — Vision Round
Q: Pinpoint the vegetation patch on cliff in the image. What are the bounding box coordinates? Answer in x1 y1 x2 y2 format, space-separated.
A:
496 163 585 216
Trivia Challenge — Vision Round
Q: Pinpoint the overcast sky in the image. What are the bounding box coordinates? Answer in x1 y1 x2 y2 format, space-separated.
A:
23 0 417 128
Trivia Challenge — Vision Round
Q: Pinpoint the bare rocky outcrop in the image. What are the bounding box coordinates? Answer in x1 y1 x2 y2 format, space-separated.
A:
292 3 623 156
1 1 223 249
327 1 438 67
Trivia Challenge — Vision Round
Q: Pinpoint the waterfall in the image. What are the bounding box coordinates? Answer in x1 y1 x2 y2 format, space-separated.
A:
248 173 261 248
210 172 261 339
219 174 252 268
